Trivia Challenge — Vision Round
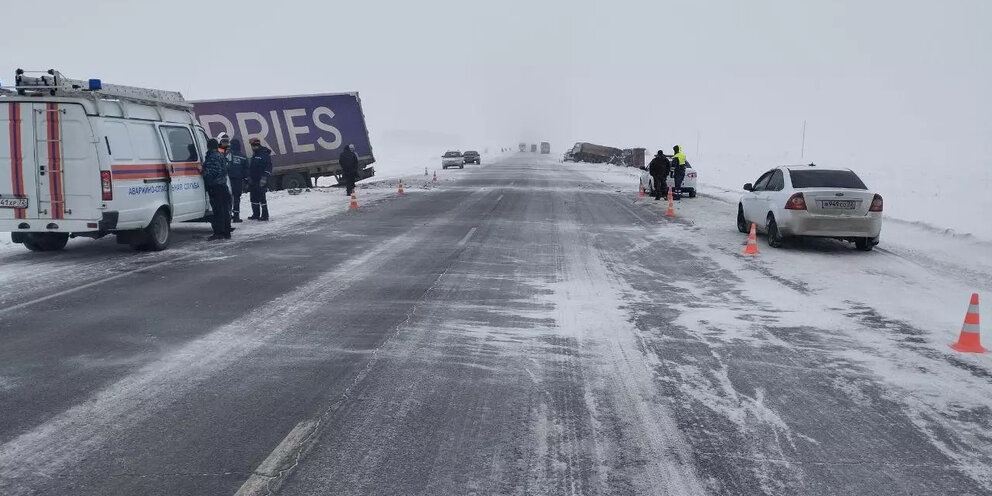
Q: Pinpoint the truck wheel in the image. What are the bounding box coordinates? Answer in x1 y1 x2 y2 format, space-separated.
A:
281 172 308 190
135 208 171 251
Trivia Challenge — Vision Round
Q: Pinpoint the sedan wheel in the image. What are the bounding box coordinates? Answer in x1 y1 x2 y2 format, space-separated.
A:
737 205 748 233
767 215 785 248
855 237 876 251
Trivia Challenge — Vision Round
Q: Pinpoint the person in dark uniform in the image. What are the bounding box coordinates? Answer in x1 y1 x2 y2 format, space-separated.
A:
647 150 671 200
672 145 687 200
247 137 272 221
339 144 359 196
201 139 232 240
227 139 249 223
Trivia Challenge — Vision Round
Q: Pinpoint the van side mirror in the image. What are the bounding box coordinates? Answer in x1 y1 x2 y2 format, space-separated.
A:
743 183 754 192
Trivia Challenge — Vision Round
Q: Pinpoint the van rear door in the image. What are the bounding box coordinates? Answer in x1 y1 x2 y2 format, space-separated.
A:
31 102 100 221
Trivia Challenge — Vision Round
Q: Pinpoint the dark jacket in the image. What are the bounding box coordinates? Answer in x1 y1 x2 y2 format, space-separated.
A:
339 147 359 179
648 155 670 177
249 147 273 182
201 149 229 186
228 140 249 179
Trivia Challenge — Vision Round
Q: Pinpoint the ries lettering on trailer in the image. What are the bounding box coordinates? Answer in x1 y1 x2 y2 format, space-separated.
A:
198 106 342 156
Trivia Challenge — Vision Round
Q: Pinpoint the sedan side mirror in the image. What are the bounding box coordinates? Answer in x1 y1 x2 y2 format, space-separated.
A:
743 183 754 192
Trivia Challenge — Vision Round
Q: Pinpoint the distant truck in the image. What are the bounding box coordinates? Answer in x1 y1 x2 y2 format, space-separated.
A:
568 142 623 164
540 142 551 154
192 93 375 190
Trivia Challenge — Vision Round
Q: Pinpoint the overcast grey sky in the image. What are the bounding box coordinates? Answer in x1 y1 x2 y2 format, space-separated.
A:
3 0 990 167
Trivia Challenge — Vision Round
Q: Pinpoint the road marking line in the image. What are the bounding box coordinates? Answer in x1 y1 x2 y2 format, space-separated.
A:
458 227 478 246
496 194 504 203
234 419 320 496
0 253 196 316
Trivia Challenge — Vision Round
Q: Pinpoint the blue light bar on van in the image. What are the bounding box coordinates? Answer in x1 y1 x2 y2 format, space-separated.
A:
88 79 102 91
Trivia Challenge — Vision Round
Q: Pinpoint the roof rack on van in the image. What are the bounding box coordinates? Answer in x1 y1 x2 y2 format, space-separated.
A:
11 69 192 111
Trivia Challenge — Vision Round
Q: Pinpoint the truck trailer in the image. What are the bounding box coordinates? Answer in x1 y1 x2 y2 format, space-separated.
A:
192 93 375 190
569 142 623 164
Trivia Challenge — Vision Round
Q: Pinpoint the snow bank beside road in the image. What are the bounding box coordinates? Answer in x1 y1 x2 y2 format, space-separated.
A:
572 157 991 241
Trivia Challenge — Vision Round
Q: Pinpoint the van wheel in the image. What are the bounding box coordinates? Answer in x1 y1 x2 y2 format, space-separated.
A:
24 233 68 252
135 209 171 251
24 241 45 252
281 172 307 190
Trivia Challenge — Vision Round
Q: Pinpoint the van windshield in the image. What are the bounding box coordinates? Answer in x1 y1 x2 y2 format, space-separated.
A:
789 170 867 189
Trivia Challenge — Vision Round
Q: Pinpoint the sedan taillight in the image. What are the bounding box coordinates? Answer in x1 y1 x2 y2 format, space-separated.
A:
785 192 807 210
870 194 883 212
687 172 697 178
101 171 113 201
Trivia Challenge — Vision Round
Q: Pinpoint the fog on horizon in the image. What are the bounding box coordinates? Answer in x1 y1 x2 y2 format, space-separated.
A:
2 0 989 171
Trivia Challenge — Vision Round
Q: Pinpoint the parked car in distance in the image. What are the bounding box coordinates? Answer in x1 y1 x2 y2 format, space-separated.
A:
463 151 481 165
639 163 698 198
442 151 464 169
738 164 883 251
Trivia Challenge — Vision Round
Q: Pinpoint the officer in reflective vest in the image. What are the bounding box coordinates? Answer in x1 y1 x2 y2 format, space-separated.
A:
672 145 687 200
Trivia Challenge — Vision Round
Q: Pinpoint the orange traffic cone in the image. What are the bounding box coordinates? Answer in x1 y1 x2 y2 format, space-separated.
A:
743 223 759 255
951 293 985 353
666 188 676 218
433 171 438 183
348 193 359 210
398 180 405 195
638 184 645 198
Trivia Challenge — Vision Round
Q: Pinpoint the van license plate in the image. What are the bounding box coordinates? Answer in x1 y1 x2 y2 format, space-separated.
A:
821 200 855 210
0 197 28 209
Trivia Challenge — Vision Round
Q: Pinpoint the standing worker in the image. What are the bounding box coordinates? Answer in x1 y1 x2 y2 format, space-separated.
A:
227 138 249 222
672 145 688 200
648 150 671 201
202 139 232 240
339 144 359 196
248 137 272 221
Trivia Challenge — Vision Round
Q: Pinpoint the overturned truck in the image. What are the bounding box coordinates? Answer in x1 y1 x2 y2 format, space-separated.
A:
567 142 623 164
192 93 375 190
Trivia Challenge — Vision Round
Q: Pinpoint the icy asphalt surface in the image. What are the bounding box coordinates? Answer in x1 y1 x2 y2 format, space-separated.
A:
0 154 990 495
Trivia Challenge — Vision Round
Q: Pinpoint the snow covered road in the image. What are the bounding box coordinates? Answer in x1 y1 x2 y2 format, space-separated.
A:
0 154 990 495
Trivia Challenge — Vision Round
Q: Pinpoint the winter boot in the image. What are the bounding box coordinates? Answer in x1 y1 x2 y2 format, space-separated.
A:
260 203 269 221
232 210 243 223
248 203 261 220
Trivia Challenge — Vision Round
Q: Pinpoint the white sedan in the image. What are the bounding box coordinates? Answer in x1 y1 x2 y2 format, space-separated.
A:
638 164 698 198
737 165 883 251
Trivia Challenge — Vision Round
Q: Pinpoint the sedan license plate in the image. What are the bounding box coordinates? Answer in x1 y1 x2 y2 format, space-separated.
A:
820 200 856 210
0 197 28 209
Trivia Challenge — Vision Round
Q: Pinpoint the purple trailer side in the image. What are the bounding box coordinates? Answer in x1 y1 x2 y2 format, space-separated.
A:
191 93 375 189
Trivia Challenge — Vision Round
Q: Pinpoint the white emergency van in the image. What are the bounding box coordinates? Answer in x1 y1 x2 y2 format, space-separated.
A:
0 69 211 252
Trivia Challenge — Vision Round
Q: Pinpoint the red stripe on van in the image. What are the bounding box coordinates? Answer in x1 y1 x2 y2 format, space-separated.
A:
8 103 26 219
